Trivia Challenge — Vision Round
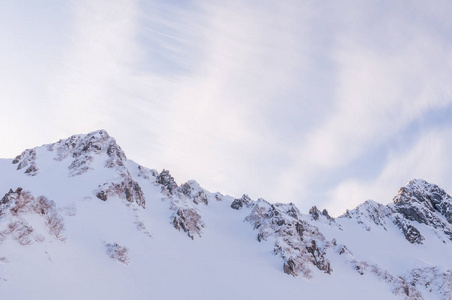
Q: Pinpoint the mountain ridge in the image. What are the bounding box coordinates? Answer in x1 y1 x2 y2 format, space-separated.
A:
1 129 451 299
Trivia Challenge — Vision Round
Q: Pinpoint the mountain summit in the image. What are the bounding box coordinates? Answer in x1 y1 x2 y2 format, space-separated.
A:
1 130 451 299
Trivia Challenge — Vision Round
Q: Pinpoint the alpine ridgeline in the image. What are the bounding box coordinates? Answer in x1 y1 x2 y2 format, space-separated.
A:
1 130 451 300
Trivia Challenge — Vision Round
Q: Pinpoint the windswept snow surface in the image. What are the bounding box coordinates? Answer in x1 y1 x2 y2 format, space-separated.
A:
0 130 451 299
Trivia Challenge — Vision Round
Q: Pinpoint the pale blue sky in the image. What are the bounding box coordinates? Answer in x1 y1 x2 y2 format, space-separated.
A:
1 0 452 216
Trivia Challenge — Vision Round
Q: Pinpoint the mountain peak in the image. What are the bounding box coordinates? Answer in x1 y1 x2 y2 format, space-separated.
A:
392 179 452 234
12 129 127 177
393 179 452 214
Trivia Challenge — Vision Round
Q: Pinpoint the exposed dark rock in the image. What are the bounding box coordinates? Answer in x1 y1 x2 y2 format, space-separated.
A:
53 130 120 175
0 189 65 242
395 204 439 227
231 194 252 210
245 199 332 278
306 240 332 274
295 222 304 238
0 189 19 216
178 180 211 205
230 200 242 210
283 259 297 276
309 206 321 221
393 216 424 244
322 209 331 219
13 149 38 176
24 164 37 174
156 169 178 195
42 130 146 207
338 245 350 255
393 179 452 227
105 141 127 168
96 191 107 201
172 207 204 239
96 177 145 208
392 179 452 240
12 130 132 179
137 165 158 180
286 204 300 219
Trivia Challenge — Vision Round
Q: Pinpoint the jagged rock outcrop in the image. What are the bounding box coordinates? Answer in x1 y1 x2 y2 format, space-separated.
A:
309 206 334 223
153 169 207 239
244 199 332 278
231 194 252 210
178 180 222 205
171 201 205 239
392 179 452 240
12 149 38 176
156 169 178 195
0 188 65 244
308 206 322 220
394 179 452 222
96 177 145 208
393 215 424 245
156 171 217 236
137 165 158 181
0 188 22 216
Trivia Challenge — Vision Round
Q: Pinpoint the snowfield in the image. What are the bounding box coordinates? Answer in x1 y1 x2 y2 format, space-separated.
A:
0 130 451 299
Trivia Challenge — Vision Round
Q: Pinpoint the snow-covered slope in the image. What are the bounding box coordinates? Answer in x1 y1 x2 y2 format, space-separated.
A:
1 130 451 299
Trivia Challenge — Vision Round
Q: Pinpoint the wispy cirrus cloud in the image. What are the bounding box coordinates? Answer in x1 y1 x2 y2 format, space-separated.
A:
267 0 452 214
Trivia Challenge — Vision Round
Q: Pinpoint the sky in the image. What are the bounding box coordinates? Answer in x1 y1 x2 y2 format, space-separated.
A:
1 0 452 216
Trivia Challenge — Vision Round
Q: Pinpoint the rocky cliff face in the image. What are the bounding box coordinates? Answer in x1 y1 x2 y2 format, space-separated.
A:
392 179 452 240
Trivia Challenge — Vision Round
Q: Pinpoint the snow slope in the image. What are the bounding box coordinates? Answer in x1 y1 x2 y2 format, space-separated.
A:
0 130 451 299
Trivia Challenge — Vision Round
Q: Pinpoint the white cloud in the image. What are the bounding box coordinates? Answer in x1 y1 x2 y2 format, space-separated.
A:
271 2 452 211
126 1 319 197
48 0 141 132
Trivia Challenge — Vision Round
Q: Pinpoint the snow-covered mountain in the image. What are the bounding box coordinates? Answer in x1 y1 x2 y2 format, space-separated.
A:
1 130 451 299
